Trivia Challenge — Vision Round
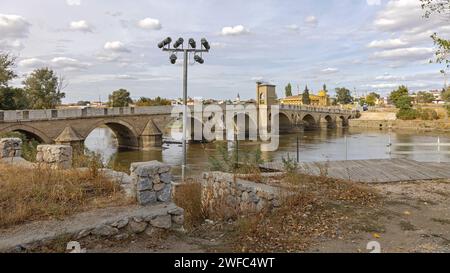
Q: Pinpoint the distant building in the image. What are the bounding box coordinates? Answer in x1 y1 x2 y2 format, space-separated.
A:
280 89 330 106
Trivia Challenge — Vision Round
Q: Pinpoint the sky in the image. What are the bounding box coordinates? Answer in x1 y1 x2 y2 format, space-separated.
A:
0 0 449 102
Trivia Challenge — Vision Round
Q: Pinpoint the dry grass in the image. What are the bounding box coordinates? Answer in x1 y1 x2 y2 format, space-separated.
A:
173 180 205 229
0 164 130 229
232 173 380 253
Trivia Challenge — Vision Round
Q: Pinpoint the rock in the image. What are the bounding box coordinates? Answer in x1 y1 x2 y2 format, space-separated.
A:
153 183 165 192
241 191 249 202
114 234 130 241
112 218 129 229
172 215 184 225
157 186 171 202
160 173 173 184
129 221 148 234
137 191 157 206
92 225 119 237
272 198 281 208
0 138 22 158
168 207 184 216
35 145 72 169
136 177 153 191
76 229 92 239
150 215 172 229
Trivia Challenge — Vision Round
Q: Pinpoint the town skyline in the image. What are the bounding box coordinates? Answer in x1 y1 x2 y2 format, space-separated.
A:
0 0 448 102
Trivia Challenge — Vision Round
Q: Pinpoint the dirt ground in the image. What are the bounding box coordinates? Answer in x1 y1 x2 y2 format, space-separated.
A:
81 180 450 253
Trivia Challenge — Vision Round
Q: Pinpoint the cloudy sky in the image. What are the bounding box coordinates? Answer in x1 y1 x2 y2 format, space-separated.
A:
0 0 448 102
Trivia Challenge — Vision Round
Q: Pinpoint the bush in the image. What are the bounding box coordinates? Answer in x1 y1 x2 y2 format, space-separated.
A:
208 142 264 174
418 108 438 120
397 108 419 120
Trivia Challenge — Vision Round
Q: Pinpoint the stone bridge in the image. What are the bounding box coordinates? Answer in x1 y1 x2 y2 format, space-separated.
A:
0 105 357 150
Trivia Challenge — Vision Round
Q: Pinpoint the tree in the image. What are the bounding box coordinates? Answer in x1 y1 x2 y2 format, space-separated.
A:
285 83 293 97
135 96 172 106
323 84 327 92
389 85 410 108
302 85 311 105
335 87 353 105
421 0 450 70
23 68 66 109
0 87 28 110
108 89 133 107
0 53 17 88
416 91 435 103
442 86 450 101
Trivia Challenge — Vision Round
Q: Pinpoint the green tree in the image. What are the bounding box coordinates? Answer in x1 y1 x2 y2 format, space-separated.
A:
135 96 172 106
416 91 435 104
442 86 450 101
421 0 450 70
335 87 353 104
0 53 17 88
302 85 311 105
285 83 293 97
0 87 28 110
23 68 66 109
323 84 327 92
108 89 133 107
365 92 380 106
389 85 410 108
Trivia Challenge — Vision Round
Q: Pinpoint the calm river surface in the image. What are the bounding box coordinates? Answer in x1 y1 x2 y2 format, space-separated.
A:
85 127 450 177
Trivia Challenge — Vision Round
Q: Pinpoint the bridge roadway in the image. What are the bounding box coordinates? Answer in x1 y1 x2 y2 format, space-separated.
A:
0 105 357 150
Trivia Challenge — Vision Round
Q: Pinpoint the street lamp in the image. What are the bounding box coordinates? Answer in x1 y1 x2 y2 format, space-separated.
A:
158 37 211 181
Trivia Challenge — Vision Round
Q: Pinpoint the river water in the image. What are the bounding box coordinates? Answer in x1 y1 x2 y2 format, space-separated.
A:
85 127 450 177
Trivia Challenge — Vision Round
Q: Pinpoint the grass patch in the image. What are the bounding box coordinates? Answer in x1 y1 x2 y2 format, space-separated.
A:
0 164 130 229
173 181 205 229
431 218 450 225
230 173 380 252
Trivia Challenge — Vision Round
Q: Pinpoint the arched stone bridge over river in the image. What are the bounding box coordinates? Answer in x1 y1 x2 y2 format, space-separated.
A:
0 104 357 150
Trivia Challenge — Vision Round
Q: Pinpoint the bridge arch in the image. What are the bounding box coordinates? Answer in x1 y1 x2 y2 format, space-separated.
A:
232 112 258 140
275 112 292 133
323 115 336 129
1 124 52 143
302 114 317 130
339 116 349 127
85 119 140 150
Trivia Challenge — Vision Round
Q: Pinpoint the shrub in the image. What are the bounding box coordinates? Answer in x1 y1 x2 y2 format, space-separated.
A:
418 108 438 120
208 142 264 174
397 108 419 120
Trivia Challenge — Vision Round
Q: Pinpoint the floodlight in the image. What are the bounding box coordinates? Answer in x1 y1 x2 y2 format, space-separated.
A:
173 38 184 49
170 54 177 64
158 37 172 48
189 38 196 49
194 55 204 64
201 38 210 50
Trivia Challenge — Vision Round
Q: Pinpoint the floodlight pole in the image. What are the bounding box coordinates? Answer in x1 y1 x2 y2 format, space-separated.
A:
162 46 209 181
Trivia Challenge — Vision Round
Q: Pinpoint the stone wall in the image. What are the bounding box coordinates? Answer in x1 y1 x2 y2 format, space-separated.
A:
202 172 282 218
36 145 73 170
130 161 173 206
0 138 22 159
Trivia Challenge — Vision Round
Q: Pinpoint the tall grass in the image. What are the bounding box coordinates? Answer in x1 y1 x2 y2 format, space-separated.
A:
0 164 130 228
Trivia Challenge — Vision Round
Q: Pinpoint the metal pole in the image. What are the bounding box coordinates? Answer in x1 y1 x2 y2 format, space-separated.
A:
182 50 188 181
297 135 299 163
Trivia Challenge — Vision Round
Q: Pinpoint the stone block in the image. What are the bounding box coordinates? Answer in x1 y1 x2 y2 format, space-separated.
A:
157 186 172 202
36 145 72 169
0 138 22 158
137 191 157 206
150 215 172 229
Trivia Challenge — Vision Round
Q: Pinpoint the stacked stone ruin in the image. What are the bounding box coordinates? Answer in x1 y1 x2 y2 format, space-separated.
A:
130 161 173 205
0 138 22 159
36 144 73 170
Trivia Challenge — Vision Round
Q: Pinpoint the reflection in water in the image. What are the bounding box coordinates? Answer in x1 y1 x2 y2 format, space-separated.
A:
85 127 450 177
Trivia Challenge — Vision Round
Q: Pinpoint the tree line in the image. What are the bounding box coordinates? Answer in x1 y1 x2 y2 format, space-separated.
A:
0 53 171 110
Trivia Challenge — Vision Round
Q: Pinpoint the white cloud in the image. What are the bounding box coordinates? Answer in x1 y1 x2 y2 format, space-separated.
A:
0 14 31 39
116 74 136 80
375 73 405 81
104 41 129 52
0 39 24 50
137 18 162 30
69 20 92 32
373 47 433 61
51 57 90 70
368 38 408 49
19 58 46 68
221 25 249 36
66 0 81 6
304 16 318 27
321 67 339 74
367 0 381 6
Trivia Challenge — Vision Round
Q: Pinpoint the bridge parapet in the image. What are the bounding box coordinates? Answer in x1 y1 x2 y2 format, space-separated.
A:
0 106 174 123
